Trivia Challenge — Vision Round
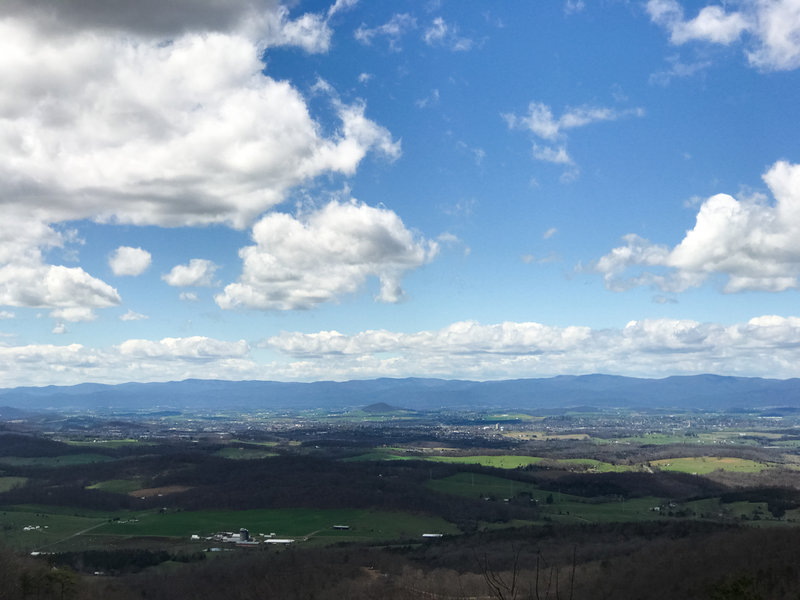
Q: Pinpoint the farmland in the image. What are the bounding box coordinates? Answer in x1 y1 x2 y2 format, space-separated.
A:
3 403 800 599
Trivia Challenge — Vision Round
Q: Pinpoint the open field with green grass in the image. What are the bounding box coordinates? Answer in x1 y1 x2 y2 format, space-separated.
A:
420 455 544 468
87 479 144 495
0 505 459 551
342 448 418 461
94 507 458 543
0 506 108 551
348 451 629 472
596 431 781 446
0 454 115 467
650 456 771 474
0 476 27 492
427 472 541 499
213 447 278 460
554 458 630 472
546 496 663 524
427 472 794 527
427 473 662 524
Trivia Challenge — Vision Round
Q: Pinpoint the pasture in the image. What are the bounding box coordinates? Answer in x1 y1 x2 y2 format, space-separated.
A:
650 456 771 474
423 455 543 468
0 506 107 551
214 447 278 460
0 454 114 467
0 505 459 551
87 479 144 495
427 473 662 524
95 507 459 542
0 476 27 492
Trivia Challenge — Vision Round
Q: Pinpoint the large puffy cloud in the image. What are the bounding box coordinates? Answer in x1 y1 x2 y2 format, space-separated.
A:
0 0 334 52
216 200 439 310
593 160 800 293
0 214 120 310
647 0 800 71
0 1 398 317
0 17 398 229
0 265 120 309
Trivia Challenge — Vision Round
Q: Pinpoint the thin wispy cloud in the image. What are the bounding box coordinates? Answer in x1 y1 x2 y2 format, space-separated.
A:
504 102 644 177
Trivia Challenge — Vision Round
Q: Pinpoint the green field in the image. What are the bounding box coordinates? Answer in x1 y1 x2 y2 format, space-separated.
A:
650 456 771 474
554 458 630 472
0 505 458 551
428 473 662 524
87 479 144 495
0 476 27 492
0 507 108 551
343 449 417 462
346 451 630 472
214 447 278 460
0 454 115 467
95 507 458 542
596 430 780 446
424 455 543 468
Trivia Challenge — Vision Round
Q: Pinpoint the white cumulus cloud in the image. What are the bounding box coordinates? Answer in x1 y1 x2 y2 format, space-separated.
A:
117 336 249 360
216 200 438 310
109 247 152 277
162 259 219 287
592 160 800 293
0 264 120 309
0 337 257 386
0 19 398 229
0 214 119 312
647 0 800 71
0 0 398 320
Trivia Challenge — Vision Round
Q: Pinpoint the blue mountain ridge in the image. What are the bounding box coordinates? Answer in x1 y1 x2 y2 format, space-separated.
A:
1 374 800 412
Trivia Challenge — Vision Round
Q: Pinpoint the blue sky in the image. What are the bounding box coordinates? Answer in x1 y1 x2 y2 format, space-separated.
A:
2 0 800 386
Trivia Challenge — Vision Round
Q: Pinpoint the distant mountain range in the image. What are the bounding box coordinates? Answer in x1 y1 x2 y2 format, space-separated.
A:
2 374 800 413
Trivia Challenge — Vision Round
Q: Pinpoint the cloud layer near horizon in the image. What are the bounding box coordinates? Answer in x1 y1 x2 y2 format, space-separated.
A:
4 315 800 387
